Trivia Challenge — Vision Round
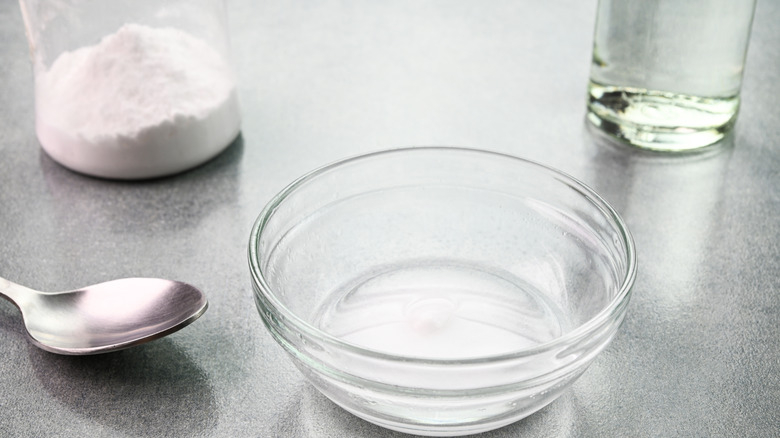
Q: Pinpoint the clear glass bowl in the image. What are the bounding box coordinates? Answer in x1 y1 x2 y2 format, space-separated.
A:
249 147 636 436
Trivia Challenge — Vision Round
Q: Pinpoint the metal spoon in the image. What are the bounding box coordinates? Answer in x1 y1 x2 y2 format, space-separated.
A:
0 276 208 355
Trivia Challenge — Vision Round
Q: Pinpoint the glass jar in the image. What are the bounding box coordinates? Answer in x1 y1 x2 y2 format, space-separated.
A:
20 0 241 179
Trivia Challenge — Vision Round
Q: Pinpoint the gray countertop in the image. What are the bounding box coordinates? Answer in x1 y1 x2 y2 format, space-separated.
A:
1 1 778 437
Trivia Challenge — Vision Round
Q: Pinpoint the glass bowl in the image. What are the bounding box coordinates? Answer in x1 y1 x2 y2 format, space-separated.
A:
248 147 636 436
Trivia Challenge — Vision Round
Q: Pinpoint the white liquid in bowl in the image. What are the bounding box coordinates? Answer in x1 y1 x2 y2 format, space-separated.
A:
314 264 570 359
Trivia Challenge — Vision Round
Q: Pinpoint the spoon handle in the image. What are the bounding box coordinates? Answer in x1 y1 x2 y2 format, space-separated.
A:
0 276 36 308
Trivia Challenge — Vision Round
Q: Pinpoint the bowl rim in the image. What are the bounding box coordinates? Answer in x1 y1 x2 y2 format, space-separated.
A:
248 146 637 364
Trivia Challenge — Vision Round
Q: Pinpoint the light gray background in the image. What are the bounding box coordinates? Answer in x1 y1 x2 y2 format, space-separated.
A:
1 1 778 437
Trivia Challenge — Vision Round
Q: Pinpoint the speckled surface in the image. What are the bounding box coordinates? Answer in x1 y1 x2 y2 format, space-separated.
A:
1 1 778 437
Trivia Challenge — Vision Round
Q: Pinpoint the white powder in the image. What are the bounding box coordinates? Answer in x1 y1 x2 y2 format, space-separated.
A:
35 23 241 179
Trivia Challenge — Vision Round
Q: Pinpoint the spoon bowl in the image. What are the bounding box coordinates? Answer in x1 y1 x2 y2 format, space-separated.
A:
0 276 208 355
